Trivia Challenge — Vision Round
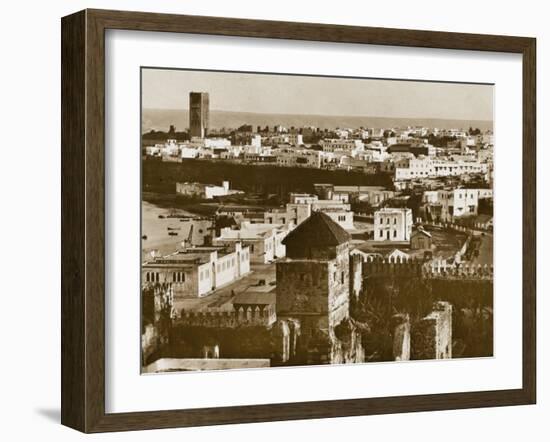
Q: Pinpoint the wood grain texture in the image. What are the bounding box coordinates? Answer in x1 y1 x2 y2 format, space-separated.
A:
61 8 537 433
61 10 86 432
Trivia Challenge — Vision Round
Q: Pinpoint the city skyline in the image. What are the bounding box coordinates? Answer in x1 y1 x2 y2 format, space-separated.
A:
141 67 494 374
142 68 494 122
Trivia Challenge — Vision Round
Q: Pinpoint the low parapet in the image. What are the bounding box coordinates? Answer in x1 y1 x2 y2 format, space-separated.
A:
362 255 493 280
174 303 277 328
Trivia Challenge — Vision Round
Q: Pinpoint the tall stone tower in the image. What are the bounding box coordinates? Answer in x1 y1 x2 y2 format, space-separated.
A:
189 92 209 138
276 212 364 365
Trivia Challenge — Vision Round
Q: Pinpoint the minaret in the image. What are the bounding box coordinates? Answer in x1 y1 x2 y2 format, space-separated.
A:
189 92 209 138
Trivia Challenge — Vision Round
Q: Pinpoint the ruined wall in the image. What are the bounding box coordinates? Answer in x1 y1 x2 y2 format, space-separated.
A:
271 318 301 363
328 247 351 327
278 315 363 366
167 325 279 361
349 253 363 301
331 318 365 365
164 318 301 366
411 301 452 360
141 323 160 365
391 313 411 361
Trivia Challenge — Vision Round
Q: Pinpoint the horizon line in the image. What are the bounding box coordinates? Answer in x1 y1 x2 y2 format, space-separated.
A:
142 107 494 124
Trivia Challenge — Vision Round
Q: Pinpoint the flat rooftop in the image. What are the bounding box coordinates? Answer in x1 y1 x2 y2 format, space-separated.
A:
217 223 284 240
333 185 388 192
144 246 237 266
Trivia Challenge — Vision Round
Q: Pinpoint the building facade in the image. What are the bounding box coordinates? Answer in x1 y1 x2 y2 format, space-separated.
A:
423 188 480 222
142 244 250 299
319 138 364 152
374 208 413 241
264 193 354 230
213 222 288 264
176 180 242 200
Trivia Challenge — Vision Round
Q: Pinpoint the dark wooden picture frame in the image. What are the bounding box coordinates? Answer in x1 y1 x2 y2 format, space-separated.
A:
61 8 536 433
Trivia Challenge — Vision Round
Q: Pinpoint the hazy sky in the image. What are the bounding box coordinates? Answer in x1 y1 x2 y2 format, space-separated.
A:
142 68 493 121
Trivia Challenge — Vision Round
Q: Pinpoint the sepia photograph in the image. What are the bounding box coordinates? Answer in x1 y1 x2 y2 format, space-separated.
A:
140 68 494 373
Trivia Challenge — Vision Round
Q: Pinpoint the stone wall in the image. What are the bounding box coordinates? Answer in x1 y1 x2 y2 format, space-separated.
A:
411 301 452 360
276 260 330 316
363 256 493 280
349 252 363 301
391 313 411 361
173 307 276 328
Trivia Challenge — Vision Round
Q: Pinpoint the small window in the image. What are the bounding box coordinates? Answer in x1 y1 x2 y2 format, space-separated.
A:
393 230 397 238
341 272 345 284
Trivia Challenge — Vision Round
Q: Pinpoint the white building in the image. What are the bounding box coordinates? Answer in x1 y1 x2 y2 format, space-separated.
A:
142 243 250 298
423 188 482 221
394 157 434 180
145 145 162 157
395 157 489 181
374 208 413 242
319 138 364 153
213 222 288 264
329 185 396 207
270 133 303 146
180 146 200 159
189 137 231 149
176 181 243 199
264 193 354 230
432 160 488 177
274 147 328 168
250 134 262 148
145 139 180 158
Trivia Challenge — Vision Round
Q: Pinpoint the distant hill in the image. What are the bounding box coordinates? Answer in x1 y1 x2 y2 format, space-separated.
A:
142 108 493 133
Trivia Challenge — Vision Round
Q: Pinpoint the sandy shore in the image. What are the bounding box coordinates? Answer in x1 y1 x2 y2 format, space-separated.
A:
141 201 198 260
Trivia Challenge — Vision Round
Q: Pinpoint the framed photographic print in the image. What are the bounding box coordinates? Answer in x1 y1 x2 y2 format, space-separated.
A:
61 9 536 433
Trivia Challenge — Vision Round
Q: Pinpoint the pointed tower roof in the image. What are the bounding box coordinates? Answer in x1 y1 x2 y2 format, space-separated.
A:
282 211 351 248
